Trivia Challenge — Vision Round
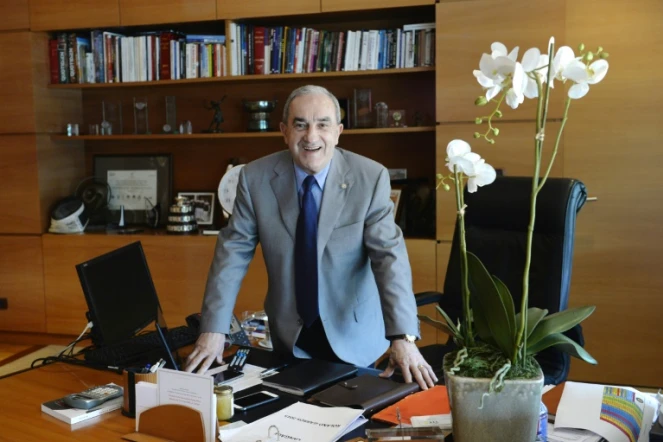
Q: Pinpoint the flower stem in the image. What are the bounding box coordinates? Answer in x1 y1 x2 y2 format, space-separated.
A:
539 97 572 192
454 167 474 346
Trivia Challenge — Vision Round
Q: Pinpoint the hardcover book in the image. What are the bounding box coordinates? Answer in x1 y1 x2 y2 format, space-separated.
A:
41 386 123 425
261 359 358 396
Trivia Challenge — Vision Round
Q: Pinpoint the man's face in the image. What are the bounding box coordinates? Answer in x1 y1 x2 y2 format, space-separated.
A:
280 93 343 175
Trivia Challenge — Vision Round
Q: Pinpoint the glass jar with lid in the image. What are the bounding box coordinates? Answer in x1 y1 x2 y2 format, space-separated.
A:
214 385 234 421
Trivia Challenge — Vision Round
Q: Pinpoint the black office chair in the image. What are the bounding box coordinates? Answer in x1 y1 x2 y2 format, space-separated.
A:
411 176 588 386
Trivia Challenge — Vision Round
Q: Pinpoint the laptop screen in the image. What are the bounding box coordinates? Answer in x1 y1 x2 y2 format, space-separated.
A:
76 241 160 346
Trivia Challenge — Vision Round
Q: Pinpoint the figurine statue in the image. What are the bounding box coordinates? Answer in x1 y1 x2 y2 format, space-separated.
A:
204 95 227 133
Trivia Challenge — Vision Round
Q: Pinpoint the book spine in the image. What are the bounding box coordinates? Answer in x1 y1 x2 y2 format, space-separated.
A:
49 39 59 84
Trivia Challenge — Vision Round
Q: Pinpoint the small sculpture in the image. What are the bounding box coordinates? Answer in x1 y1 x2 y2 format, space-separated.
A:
204 95 227 133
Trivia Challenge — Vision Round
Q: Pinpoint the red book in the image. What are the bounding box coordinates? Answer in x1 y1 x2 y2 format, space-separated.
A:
253 27 266 75
49 39 59 84
159 31 179 80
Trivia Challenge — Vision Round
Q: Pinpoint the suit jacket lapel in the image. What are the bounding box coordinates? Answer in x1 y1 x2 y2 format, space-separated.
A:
318 149 351 256
270 152 299 241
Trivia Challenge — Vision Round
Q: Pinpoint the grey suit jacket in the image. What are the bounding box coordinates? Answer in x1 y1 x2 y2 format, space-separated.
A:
200 148 419 367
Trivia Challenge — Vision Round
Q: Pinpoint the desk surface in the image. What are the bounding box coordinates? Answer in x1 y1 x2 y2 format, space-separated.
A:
0 358 570 442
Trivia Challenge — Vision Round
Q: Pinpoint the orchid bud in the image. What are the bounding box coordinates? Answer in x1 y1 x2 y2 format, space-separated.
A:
436 173 443 180
473 132 481 138
585 52 594 61
475 118 482 124
475 96 488 106
443 184 451 191
578 43 585 51
492 127 499 136
600 52 610 59
487 138 495 145
597 46 603 53
495 110 503 118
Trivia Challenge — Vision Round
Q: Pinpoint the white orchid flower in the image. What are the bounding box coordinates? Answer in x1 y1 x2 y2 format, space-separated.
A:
520 47 545 99
505 62 528 109
445 140 497 193
562 58 609 99
473 42 520 101
552 46 576 82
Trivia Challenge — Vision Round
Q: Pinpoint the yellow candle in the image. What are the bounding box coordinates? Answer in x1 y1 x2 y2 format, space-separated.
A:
214 385 234 421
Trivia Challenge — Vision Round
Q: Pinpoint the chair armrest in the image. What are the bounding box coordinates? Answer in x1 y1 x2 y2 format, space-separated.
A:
415 291 444 307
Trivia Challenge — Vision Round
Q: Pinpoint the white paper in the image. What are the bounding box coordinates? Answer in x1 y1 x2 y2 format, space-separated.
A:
158 368 216 442
555 381 657 442
107 170 157 210
135 381 158 430
548 423 603 442
411 414 452 430
218 402 367 442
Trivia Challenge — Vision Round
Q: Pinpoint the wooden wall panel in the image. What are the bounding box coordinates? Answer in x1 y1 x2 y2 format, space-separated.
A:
435 122 565 240
0 135 41 233
0 236 46 332
0 32 36 134
120 0 216 26
435 0 566 124
217 0 319 19
406 239 437 347
0 0 30 30
563 0 663 388
29 0 120 31
322 0 433 13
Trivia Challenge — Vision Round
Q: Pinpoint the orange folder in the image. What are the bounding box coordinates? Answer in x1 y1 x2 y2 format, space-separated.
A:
372 385 450 425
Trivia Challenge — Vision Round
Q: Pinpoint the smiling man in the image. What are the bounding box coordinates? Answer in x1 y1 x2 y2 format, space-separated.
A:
185 85 437 390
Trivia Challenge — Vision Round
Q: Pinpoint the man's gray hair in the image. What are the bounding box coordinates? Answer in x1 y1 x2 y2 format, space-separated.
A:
282 85 342 125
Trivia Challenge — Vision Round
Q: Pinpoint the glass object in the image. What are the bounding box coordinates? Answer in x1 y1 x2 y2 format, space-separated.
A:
133 96 149 134
102 100 123 135
164 96 177 133
179 120 193 135
66 123 79 136
241 310 259 335
353 88 372 128
375 102 388 128
88 124 99 135
214 385 234 421
366 426 448 441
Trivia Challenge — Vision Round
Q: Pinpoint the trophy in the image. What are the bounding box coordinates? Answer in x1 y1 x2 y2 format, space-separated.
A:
242 100 278 132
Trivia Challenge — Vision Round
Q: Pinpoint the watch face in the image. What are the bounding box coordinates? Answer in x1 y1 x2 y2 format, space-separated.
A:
218 164 245 215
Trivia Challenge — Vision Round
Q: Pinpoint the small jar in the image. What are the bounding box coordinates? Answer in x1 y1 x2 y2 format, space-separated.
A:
214 385 234 421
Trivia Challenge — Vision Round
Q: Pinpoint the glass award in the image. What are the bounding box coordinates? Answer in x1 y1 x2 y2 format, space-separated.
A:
164 96 177 134
133 96 149 134
353 88 372 128
101 100 123 135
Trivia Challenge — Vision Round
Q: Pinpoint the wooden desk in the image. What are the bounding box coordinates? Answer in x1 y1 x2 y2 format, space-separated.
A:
0 363 129 441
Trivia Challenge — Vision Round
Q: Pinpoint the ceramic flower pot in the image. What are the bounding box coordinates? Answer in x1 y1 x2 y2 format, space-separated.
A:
444 355 544 442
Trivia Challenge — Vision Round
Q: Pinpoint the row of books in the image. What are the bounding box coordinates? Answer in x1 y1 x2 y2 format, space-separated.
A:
49 31 228 84
48 22 435 84
228 22 436 76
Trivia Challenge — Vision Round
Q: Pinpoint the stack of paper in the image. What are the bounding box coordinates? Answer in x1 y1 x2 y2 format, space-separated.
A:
218 402 366 442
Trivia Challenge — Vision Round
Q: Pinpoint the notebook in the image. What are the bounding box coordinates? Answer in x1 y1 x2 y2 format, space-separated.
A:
261 359 358 396
310 374 420 415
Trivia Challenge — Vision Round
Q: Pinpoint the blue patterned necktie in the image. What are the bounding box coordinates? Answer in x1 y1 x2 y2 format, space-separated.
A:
295 175 319 328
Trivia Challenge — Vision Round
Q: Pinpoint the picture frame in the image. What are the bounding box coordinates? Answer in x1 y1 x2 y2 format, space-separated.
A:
389 189 402 220
177 192 216 226
93 154 172 226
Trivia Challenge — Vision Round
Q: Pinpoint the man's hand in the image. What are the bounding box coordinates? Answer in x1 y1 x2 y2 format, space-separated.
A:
379 340 438 390
184 332 226 374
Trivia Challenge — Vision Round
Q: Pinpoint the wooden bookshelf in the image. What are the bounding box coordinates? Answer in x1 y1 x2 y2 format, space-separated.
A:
51 126 435 141
47 67 435 89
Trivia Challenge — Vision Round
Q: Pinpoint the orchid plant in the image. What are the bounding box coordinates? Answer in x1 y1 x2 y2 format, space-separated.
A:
421 37 609 388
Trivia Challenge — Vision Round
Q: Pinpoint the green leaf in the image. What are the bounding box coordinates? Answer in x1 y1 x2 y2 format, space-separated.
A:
527 332 598 364
528 306 596 348
467 252 515 360
435 305 460 339
470 295 498 347
417 314 456 339
515 307 549 339
492 275 516 340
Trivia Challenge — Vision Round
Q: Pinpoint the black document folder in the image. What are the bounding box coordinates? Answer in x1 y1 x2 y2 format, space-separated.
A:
261 359 358 396
310 374 420 414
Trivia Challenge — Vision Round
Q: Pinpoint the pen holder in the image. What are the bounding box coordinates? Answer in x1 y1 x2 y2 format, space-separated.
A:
122 367 158 418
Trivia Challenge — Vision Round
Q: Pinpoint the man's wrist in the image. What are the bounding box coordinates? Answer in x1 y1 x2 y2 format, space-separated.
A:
386 334 418 344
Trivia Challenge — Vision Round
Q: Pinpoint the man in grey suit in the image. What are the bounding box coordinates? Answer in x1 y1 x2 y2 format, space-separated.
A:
185 85 437 389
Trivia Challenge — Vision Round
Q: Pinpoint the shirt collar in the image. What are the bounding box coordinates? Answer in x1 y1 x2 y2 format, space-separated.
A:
294 160 332 192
